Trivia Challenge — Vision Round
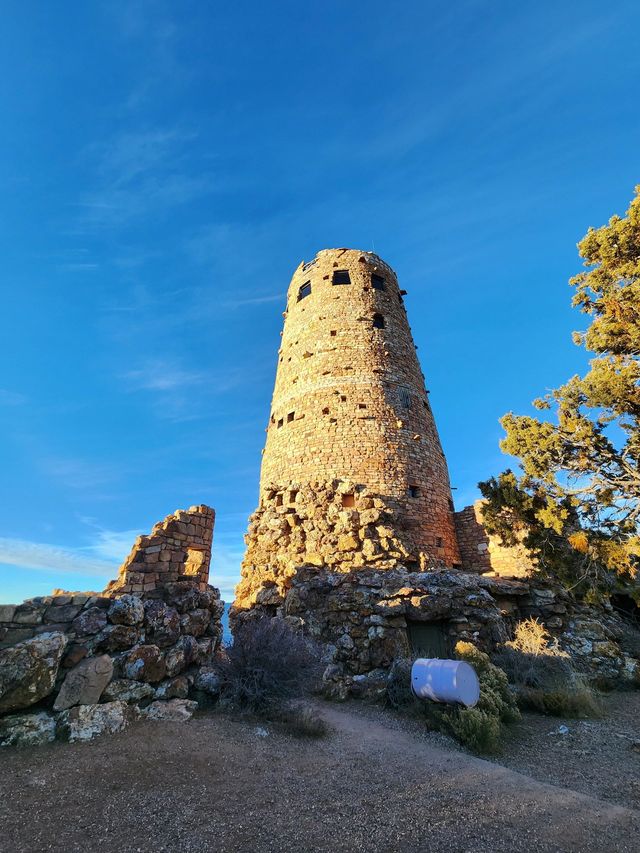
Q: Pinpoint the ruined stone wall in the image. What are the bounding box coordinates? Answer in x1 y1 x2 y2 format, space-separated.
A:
454 501 536 578
0 506 223 747
235 566 640 696
242 249 460 597
106 505 214 595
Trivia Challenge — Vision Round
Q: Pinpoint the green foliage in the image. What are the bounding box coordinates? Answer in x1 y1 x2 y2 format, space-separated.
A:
494 619 603 718
387 643 519 754
481 188 640 596
445 708 502 754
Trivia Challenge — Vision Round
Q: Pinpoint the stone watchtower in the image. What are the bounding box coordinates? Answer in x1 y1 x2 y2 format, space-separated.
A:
236 249 461 610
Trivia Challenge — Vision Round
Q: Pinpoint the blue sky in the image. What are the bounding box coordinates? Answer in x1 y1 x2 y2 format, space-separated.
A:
1 1 639 604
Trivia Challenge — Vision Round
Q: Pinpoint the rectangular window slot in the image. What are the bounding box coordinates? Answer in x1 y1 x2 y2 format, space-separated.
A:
436 537 444 548
371 273 386 290
408 485 420 498
277 418 283 428
275 494 283 507
340 395 347 402
287 412 294 422
358 403 367 409
330 330 337 336
297 281 311 301
289 490 298 503
373 313 385 329
332 270 351 285
342 493 355 508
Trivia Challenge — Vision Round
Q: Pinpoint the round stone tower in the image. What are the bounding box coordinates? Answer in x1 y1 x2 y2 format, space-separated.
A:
237 248 460 609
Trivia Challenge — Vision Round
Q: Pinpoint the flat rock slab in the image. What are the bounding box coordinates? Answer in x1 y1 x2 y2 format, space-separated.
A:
55 701 132 743
53 655 113 711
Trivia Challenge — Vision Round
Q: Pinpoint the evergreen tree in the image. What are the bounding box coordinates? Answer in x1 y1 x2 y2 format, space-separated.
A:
481 187 640 597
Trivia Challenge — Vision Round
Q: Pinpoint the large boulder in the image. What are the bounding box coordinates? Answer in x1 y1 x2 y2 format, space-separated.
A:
107 595 144 626
72 607 108 637
0 712 56 748
0 632 67 714
102 679 155 704
122 645 166 683
53 655 114 711
56 701 132 742
95 624 139 652
143 601 180 648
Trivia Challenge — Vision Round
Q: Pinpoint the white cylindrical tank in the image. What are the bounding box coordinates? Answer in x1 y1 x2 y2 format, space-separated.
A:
411 658 480 707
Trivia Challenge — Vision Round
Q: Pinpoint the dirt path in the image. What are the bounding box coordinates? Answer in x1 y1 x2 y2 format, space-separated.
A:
1 702 638 853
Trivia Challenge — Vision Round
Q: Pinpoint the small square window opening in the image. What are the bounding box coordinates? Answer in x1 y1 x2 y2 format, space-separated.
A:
408 485 420 498
371 273 386 291
332 270 351 285
297 281 311 301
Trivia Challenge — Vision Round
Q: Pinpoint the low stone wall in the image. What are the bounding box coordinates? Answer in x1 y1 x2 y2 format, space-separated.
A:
234 565 640 696
0 506 223 748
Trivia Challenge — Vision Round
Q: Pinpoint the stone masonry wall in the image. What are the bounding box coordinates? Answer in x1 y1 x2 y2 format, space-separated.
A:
237 479 423 611
252 248 460 570
106 505 214 595
0 506 223 748
235 565 640 697
455 501 536 578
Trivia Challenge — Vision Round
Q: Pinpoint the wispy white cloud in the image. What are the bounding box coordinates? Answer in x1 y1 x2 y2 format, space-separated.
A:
78 127 215 227
0 389 27 406
120 358 254 422
123 359 205 392
222 292 284 309
0 537 118 580
39 455 119 491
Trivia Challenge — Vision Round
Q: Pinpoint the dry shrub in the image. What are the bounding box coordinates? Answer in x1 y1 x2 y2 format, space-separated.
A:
386 658 421 714
494 617 602 718
215 617 323 715
508 617 552 655
273 702 329 738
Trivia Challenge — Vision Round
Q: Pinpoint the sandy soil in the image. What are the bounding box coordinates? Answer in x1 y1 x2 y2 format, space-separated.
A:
1 697 639 853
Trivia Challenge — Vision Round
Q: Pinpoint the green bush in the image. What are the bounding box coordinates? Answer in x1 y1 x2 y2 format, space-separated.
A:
386 642 519 754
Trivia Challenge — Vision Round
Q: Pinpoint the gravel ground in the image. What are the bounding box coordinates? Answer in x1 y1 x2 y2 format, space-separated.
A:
493 690 640 810
1 698 639 853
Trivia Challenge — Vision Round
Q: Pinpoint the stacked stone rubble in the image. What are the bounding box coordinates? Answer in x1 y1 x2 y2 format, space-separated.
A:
237 480 431 611
0 506 223 747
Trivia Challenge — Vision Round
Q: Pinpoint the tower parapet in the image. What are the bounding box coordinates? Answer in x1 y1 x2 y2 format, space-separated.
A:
237 248 460 609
